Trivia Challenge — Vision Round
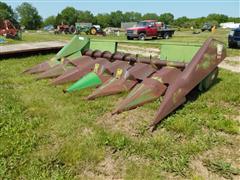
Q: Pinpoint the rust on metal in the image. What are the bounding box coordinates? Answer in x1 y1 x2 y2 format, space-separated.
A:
87 63 156 100
36 59 72 80
23 61 54 74
112 66 182 114
51 57 109 85
150 38 226 130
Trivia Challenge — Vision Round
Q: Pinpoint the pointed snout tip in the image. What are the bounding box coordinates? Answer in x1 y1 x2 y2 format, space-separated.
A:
111 109 119 116
85 95 95 100
63 89 67 93
148 124 157 132
21 70 29 74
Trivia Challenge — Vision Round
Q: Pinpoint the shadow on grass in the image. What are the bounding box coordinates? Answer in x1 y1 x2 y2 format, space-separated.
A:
154 78 222 130
0 49 60 60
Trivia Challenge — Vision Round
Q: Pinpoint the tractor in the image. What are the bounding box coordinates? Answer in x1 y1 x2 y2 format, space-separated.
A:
0 20 21 39
74 23 106 36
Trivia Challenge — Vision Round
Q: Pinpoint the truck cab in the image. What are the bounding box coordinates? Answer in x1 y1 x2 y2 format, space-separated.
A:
126 20 174 40
228 28 240 48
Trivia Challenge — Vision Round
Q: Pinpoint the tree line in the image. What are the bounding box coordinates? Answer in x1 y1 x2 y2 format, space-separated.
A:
1 2 239 30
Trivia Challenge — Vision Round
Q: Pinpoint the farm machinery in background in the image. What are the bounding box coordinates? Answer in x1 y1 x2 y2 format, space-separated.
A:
23 35 226 131
0 20 21 39
126 20 175 40
54 22 106 36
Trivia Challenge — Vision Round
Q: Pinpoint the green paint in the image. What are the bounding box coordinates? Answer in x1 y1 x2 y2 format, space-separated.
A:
199 54 213 70
127 84 143 98
198 68 218 91
125 88 155 109
55 36 90 60
97 78 116 90
67 51 83 60
90 41 116 53
160 44 200 62
66 72 102 93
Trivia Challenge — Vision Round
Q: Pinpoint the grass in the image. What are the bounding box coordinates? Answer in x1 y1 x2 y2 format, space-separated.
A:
0 31 240 179
203 159 240 179
0 55 239 179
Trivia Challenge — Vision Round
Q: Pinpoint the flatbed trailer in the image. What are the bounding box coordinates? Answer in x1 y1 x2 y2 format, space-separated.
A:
126 20 175 40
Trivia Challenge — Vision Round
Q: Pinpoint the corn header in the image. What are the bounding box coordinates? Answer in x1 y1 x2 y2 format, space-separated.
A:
23 35 226 130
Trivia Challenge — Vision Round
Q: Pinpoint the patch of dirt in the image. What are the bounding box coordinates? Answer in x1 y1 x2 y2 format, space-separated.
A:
190 135 240 180
219 56 240 73
190 159 225 179
79 154 124 179
97 106 155 137
95 154 125 179
225 114 240 123
78 153 153 179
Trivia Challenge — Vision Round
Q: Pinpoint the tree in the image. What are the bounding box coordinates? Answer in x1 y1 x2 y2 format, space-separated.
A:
110 11 124 27
0 2 18 26
228 17 240 23
207 13 228 24
123 12 142 22
43 16 56 26
174 16 189 27
59 7 78 25
95 13 111 28
16 2 42 29
77 11 94 23
142 13 158 20
158 13 174 24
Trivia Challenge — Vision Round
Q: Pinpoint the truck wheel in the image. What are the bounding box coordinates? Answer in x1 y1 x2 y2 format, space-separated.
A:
198 67 219 91
90 27 97 35
228 43 233 48
138 33 145 40
127 36 133 40
163 33 169 39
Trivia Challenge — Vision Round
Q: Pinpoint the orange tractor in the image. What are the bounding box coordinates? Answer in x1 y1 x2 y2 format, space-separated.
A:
0 20 21 39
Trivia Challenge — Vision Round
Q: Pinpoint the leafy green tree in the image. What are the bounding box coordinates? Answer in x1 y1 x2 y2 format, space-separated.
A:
142 13 158 20
174 16 189 27
55 13 63 25
16 2 42 29
158 13 174 24
228 17 240 23
207 13 228 24
77 11 94 23
0 2 18 26
194 17 207 28
60 7 78 25
123 12 142 22
95 13 111 28
43 16 56 26
110 11 124 27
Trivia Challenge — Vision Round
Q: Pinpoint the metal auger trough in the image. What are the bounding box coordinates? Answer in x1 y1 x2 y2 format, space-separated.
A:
24 35 226 130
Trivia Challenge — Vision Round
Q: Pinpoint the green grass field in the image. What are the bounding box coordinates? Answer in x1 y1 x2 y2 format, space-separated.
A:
0 30 240 179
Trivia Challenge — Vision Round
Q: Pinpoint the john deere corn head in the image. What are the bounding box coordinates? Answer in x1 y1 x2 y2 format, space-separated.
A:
24 35 226 130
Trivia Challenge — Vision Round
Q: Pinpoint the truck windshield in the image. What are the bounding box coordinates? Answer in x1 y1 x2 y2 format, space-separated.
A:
135 22 150 27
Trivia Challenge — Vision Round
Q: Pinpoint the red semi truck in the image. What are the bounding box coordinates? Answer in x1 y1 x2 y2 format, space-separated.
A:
126 20 175 40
